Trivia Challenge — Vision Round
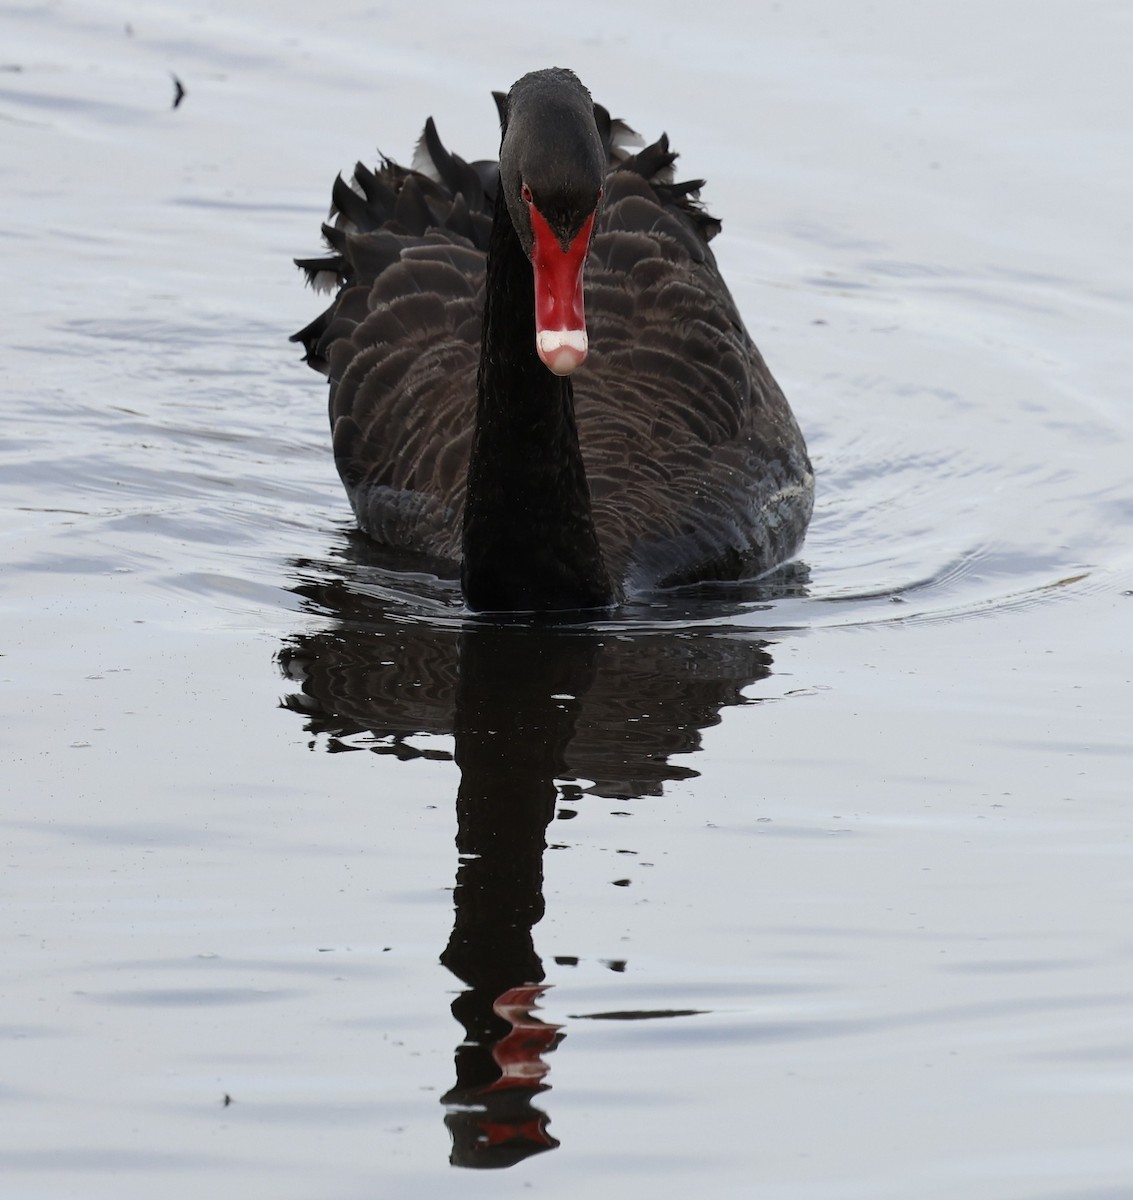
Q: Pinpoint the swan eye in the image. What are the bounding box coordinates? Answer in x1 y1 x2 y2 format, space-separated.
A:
521 182 533 204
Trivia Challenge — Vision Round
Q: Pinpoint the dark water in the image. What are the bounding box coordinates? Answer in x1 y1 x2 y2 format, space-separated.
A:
3 2 1133 1197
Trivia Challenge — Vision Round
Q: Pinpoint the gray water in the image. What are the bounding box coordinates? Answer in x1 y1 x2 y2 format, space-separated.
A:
3 2 1132 1197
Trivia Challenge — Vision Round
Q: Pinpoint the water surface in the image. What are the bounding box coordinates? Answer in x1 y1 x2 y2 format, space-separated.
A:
3 2 1132 1197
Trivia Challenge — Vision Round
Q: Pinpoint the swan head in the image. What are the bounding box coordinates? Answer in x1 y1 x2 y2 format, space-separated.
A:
499 69 605 376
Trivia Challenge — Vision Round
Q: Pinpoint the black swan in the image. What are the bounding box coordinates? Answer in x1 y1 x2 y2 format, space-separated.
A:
293 68 813 612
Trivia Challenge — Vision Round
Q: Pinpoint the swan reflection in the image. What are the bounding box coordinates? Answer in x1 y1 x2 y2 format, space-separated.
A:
280 542 788 1167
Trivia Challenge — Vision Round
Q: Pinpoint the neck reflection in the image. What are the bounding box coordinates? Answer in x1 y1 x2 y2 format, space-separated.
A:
441 628 596 1165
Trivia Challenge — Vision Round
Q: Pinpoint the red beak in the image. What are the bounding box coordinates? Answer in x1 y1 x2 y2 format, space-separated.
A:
528 203 595 376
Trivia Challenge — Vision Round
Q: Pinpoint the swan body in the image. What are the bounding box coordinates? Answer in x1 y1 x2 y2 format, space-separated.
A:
294 68 813 612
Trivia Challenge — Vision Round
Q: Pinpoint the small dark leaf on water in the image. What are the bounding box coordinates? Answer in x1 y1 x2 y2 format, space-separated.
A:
172 73 186 109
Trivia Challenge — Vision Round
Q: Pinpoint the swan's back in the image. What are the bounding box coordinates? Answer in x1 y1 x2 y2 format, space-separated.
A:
293 98 813 590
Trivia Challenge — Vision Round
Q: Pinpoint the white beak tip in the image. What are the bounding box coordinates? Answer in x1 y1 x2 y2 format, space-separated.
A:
536 329 588 376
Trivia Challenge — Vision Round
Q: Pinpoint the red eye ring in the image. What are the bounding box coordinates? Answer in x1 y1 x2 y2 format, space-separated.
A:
521 182 533 204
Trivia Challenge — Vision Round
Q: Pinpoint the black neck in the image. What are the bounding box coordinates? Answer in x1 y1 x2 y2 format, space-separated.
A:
461 188 614 613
